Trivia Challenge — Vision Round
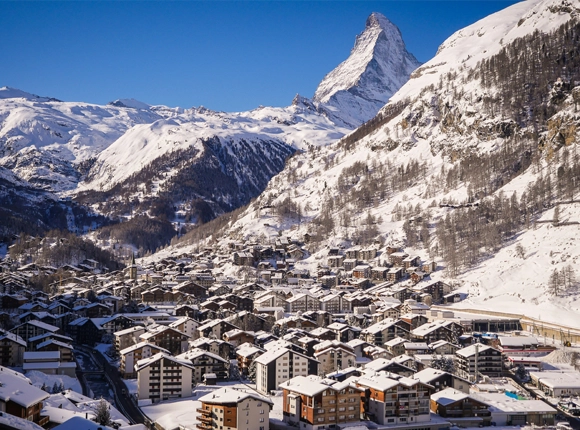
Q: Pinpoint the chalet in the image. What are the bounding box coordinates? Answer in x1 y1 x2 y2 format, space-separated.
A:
384 337 407 357
412 321 454 344
223 329 255 347
236 342 264 376
0 367 50 426
139 325 190 355
233 251 254 266
430 388 491 427
287 294 320 313
11 320 59 342
429 340 460 355
173 280 207 298
197 319 239 340
361 319 410 345
0 332 26 367
327 322 361 343
177 348 229 382
67 318 103 346
36 339 74 362
371 267 389 282
190 337 234 359
413 368 471 394
363 357 415 377
168 316 200 340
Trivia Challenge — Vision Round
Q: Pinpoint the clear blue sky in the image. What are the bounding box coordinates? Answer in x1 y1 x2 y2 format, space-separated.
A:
1 1 520 112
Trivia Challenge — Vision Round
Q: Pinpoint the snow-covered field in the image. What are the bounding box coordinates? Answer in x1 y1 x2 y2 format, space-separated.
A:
25 370 82 394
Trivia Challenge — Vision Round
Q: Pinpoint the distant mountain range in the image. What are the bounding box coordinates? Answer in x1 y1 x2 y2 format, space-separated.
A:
0 12 418 242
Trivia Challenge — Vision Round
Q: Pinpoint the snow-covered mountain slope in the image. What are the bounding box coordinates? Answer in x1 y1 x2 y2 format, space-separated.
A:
79 102 347 193
0 166 103 240
1 12 419 202
0 87 167 191
156 0 580 327
390 0 577 104
312 12 421 128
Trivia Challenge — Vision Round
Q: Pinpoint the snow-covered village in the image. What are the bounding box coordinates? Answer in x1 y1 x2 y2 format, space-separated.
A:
2 0 580 430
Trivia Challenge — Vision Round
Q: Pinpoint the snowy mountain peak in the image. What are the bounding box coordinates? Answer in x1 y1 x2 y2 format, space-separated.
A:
0 86 61 102
108 98 151 110
365 12 394 30
312 12 420 127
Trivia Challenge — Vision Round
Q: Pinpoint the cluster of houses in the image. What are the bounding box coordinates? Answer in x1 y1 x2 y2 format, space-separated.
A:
1 240 579 430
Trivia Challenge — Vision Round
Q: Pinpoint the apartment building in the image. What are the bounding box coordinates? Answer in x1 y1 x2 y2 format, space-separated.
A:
281 375 363 430
136 352 194 403
119 342 170 378
139 325 190 356
254 347 319 395
362 319 411 345
115 325 146 354
0 331 26 367
355 371 431 426
455 344 502 381
177 348 230 382
313 341 357 376
168 316 200 341
197 387 273 430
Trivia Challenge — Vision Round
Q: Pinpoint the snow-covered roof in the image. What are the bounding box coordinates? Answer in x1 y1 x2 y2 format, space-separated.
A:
136 352 194 371
198 387 273 405
119 341 170 356
177 348 228 363
430 388 471 406
0 331 27 347
0 368 50 408
456 344 497 358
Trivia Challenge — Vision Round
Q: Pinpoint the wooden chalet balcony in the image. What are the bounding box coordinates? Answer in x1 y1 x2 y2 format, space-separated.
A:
197 408 212 417
196 423 212 430
198 414 213 424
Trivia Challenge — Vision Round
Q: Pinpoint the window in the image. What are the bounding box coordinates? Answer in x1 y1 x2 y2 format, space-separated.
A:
260 410 264 414
329 400 335 404
260 418 265 423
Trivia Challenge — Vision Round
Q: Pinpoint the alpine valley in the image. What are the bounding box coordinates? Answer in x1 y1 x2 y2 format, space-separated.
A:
4 0 580 329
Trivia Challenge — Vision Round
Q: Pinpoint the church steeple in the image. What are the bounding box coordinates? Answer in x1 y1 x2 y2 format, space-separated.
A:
129 253 137 280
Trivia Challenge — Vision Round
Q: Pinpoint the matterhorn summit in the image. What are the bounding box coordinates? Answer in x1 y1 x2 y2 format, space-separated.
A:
313 12 421 127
